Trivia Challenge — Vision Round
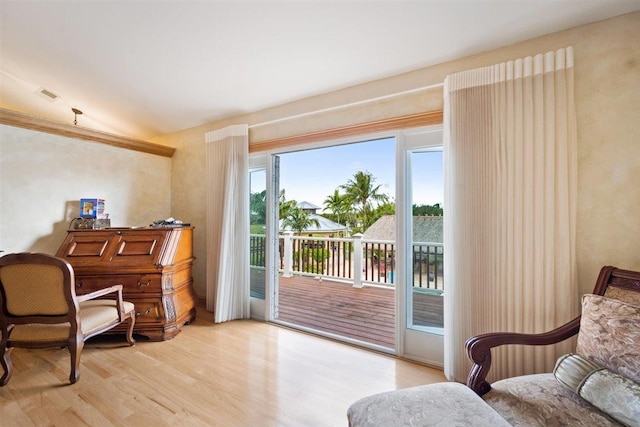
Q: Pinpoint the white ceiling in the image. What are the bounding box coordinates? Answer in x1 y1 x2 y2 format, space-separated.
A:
1 1 638 140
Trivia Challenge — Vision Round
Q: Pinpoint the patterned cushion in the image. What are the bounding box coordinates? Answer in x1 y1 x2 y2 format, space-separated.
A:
579 368 640 427
604 286 640 308
576 294 640 383
0 264 69 315
483 373 621 426
554 353 640 427
553 353 601 391
347 382 510 427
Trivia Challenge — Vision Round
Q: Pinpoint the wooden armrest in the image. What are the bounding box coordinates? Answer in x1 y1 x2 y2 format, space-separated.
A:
76 285 127 321
76 285 123 302
465 316 581 396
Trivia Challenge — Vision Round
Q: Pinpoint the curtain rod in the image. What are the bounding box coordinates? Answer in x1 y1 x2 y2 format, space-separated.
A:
248 82 444 129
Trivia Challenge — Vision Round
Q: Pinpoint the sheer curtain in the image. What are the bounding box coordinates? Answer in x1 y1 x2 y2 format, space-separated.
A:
205 124 250 323
443 47 578 382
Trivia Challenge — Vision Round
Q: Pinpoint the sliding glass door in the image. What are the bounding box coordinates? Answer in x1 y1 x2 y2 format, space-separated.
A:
248 154 270 320
396 126 444 366
248 125 444 365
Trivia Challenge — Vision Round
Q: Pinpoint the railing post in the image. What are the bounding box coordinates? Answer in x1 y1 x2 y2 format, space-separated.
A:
283 231 294 278
352 233 363 288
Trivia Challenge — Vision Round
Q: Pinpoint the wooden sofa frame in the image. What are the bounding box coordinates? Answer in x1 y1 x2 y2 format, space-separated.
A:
465 266 640 396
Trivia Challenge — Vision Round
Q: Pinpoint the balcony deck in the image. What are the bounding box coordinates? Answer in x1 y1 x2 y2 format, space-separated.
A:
266 274 443 349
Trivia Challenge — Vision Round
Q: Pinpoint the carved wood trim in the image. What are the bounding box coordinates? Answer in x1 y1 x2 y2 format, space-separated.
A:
608 268 640 291
249 110 443 153
0 108 175 158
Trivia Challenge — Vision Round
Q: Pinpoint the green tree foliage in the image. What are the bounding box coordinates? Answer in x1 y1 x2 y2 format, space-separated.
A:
279 189 298 221
323 189 353 226
249 189 266 225
370 201 396 225
282 206 320 235
294 247 330 273
278 189 320 234
412 203 443 216
340 171 389 231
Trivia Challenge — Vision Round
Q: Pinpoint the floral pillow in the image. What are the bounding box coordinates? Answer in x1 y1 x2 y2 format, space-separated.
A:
576 294 640 384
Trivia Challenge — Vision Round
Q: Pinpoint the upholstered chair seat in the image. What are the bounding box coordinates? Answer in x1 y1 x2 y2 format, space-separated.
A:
0 252 136 385
9 300 136 342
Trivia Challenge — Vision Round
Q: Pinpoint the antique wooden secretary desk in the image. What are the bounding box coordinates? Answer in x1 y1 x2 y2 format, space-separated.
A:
56 226 197 341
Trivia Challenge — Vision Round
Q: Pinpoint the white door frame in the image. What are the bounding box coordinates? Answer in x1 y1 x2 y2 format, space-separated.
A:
249 126 444 367
248 153 269 320
395 125 444 367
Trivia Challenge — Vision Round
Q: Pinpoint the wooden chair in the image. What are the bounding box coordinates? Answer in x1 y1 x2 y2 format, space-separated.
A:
465 265 640 395
0 252 136 385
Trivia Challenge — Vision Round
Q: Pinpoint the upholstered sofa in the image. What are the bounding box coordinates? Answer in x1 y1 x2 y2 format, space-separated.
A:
347 266 640 426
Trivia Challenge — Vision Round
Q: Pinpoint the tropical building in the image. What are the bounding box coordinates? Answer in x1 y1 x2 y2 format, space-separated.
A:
279 201 348 236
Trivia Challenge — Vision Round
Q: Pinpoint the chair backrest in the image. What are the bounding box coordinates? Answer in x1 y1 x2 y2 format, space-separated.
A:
0 253 79 325
593 265 640 305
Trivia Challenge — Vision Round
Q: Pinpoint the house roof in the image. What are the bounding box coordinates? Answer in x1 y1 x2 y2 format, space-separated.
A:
362 215 443 243
280 213 347 233
297 201 321 212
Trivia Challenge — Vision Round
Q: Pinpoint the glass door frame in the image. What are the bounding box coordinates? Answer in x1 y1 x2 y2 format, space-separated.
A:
396 124 444 366
248 153 271 321
249 126 444 366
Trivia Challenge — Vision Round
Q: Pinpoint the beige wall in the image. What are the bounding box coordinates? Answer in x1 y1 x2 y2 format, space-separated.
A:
0 125 172 255
157 12 640 299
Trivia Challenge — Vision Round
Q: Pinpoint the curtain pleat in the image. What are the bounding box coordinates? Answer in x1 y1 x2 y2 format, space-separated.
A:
444 47 578 382
205 125 250 323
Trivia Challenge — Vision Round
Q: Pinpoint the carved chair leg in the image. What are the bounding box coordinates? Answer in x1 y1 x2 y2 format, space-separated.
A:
0 326 14 386
68 333 84 384
125 312 136 346
0 346 12 386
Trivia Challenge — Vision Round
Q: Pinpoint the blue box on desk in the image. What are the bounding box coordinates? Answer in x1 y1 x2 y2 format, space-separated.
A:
79 198 105 219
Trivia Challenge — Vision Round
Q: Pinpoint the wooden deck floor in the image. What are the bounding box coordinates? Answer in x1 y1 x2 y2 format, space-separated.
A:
252 272 443 349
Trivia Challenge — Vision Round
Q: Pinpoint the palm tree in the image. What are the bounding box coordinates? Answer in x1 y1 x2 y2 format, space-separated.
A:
282 207 320 235
341 171 389 230
278 189 297 221
323 190 349 225
249 190 266 225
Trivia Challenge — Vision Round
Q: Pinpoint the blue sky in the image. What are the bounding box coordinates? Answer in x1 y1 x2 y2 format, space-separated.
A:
251 136 443 210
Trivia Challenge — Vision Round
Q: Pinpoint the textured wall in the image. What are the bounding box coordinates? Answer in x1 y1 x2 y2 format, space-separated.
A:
0 125 172 255
155 12 639 299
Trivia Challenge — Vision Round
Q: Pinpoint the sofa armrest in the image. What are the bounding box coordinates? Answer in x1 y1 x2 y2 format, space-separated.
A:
465 316 581 396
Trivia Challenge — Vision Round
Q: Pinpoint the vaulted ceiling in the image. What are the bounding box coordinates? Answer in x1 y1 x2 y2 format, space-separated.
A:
1 1 638 140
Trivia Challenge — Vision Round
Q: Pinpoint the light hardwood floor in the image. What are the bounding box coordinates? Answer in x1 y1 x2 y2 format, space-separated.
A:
0 310 445 426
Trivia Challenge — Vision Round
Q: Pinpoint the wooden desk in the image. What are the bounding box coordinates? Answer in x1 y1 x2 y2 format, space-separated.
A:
56 227 197 341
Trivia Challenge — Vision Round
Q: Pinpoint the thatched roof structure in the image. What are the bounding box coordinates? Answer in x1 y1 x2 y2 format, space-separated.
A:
362 215 443 243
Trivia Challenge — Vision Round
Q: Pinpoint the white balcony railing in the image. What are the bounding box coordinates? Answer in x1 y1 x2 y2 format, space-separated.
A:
249 232 444 292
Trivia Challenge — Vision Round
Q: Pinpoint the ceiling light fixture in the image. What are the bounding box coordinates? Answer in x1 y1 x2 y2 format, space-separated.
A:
71 108 83 126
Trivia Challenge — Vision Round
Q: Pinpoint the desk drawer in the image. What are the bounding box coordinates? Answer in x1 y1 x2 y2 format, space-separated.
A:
131 299 165 324
75 274 162 293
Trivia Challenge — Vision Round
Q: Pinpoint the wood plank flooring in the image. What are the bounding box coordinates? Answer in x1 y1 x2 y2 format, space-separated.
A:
277 276 395 348
0 311 445 426
275 275 444 349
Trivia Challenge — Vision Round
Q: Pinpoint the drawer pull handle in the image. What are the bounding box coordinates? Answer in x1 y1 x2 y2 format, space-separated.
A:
136 308 152 317
77 280 83 288
137 279 153 287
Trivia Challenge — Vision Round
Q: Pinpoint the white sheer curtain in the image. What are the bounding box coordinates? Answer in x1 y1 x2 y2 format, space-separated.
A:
443 47 578 382
205 124 250 323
